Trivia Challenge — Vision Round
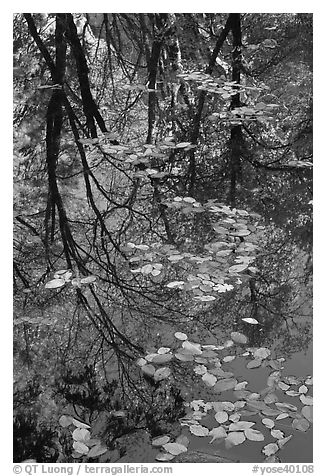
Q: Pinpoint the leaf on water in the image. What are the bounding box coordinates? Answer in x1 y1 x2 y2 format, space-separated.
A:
202 373 217 387
87 445 108 458
305 377 313 386
301 406 313 423
193 295 216 301
163 443 188 456
247 359 262 369
229 413 241 422
246 400 272 412
262 418 275 429
175 353 194 362
71 418 91 429
229 421 255 431
300 395 313 406
298 385 308 394
244 428 265 441
176 142 192 149
153 367 171 382
72 428 90 442
214 378 238 393
182 340 202 355
271 430 284 439
174 332 188 341
175 435 190 447
151 353 173 364
214 411 228 424
157 347 171 354
277 435 293 449
276 413 289 420
264 455 281 463
223 355 236 363
264 393 278 404
292 418 310 432
73 441 89 455
242 318 259 325
189 425 209 437
209 426 227 443
194 365 208 375
225 432 246 449
253 348 271 360
59 415 74 428
275 402 297 412
155 452 175 461
286 390 300 397
167 281 184 288
230 331 248 344
278 382 290 391
228 264 249 273
234 381 248 391
45 278 65 289
213 401 235 412
80 276 97 284
141 364 156 377
262 443 279 457
152 435 170 447
71 278 81 287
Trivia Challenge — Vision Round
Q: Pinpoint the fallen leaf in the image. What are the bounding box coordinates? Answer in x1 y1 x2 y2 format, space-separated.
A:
299 395 313 406
245 428 265 441
214 411 228 423
225 432 246 449
162 443 188 456
189 425 209 437
152 435 170 447
174 332 188 341
209 426 227 443
262 443 279 456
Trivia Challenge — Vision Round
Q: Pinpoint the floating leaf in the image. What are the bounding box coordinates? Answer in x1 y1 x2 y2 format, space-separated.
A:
271 430 284 439
264 393 278 404
80 276 97 284
223 355 236 363
228 264 249 273
152 435 170 447
182 341 202 355
167 281 184 288
264 455 281 463
157 347 171 354
225 432 246 449
277 435 293 449
262 418 275 429
212 401 235 412
299 385 308 394
59 415 74 428
234 381 248 390
292 418 310 432
209 426 227 443
229 413 241 422
153 367 171 382
87 445 108 458
230 332 248 344
305 377 313 385
175 435 190 447
163 443 187 456
73 441 89 455
247 359 262 369
151 353 173 364
214 411 228 423
301 406 313 423
194 365 208 375
136 358 147 367
72 428 90 442
246 400 272 412
202 373 217 387
276 413 289 420
175 353 193 362
278 382 290 391
299 395 313 406
262 443 279 456
242 318 259 325
45 278 65 289
286 390 300 397
155 452 175 461
194 295 216 301
245 428 265 441
176 142 192 149
275 402 297 412
141 364 156 377
229 421 255 431
189 425 209 437
253 348 271 359
214 378 238 393
71 418 90 429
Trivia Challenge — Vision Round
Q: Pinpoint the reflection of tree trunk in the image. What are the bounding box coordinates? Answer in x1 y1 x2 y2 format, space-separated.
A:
229 13 242 207
188 14 233 196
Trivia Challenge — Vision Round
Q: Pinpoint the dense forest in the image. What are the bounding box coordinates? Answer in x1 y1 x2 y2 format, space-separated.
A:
13 13 312 464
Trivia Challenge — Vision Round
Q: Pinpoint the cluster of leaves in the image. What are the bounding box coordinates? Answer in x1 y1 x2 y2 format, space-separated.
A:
45 269 97 290
136 330 312 462
125 200 263 303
